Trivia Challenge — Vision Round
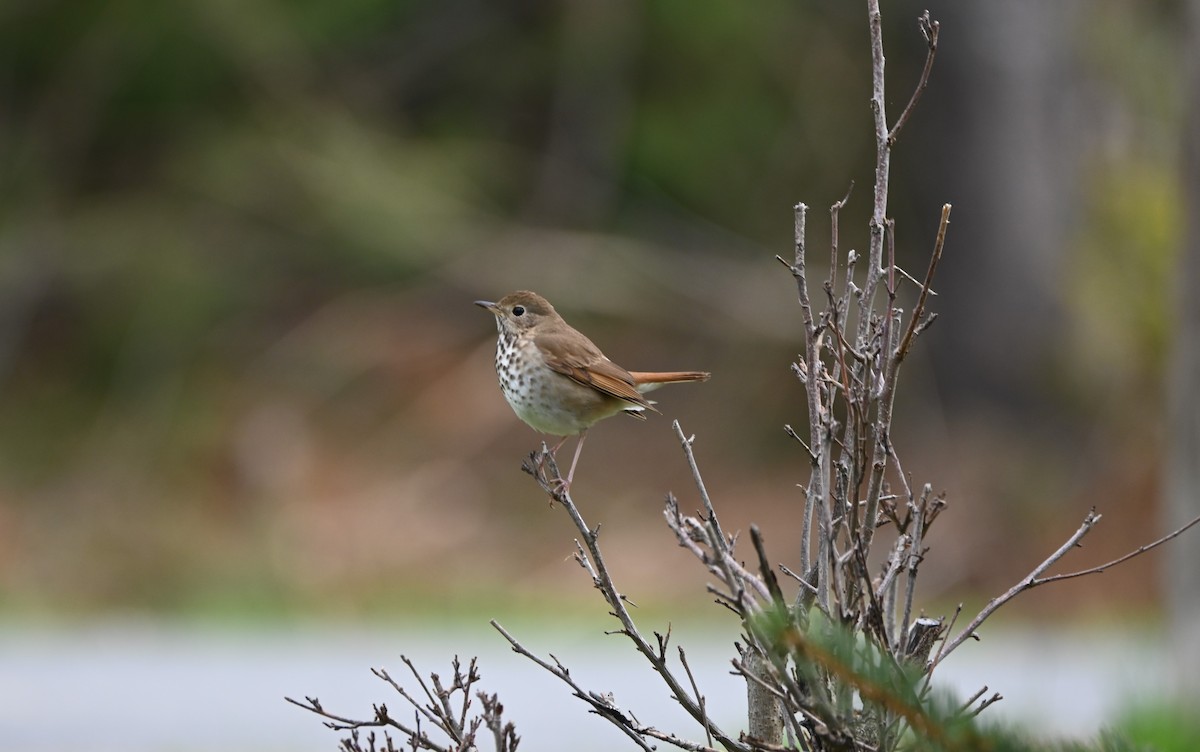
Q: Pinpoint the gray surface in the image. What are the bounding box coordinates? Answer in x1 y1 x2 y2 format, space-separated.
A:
0 620 1169 751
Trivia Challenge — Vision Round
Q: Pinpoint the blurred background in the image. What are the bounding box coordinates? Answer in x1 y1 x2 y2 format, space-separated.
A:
1 0 1197 748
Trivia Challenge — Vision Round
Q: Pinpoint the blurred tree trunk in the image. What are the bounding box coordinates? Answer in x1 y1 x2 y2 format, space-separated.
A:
919 0 1081 412
1166 0 1200 700
527 0 640 225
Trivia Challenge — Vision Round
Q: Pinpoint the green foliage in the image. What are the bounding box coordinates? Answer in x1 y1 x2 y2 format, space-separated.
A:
1060 0 1185 414
749 607 1173 752
1113 704 1200 752
751 606 973 750
1068 159 1181 399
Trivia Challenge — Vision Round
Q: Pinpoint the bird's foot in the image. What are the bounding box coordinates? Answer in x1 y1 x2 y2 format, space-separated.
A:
526 447 568 505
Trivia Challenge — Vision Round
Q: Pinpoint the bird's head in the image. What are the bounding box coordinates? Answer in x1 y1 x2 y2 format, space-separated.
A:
475 290 560 335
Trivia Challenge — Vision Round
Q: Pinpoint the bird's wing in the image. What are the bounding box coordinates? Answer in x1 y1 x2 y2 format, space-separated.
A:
535 330 655 410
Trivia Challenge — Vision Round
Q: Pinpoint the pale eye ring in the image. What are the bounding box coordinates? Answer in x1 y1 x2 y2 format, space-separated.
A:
512 305 526 316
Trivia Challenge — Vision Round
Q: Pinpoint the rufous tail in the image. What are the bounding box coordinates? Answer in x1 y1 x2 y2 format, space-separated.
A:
629 371 711 394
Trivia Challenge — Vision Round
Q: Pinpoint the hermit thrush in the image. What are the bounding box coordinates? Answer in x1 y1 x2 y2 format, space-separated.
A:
476 291 710 489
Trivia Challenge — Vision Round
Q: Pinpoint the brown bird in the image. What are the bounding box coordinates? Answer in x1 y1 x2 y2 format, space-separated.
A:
475 291 710 489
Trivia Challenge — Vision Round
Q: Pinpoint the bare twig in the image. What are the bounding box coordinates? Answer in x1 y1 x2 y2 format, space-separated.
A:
286 655 511 752
1035 512 1200 585
777 203 828 599
491 620 654 752
858 204 951 585
784 423 816 461
899 485 932 647
492 620 724 752
396 658 456 737
678 647 714 749
672 421 729 550
521 445 747 751
480 694 520 752
970 693 1004 718
864 0 889 308
956 686 989 716
877 534 911 632
639 727 724 752
852 0 903 582
888 10 940 146
939 510 1103 660
830 181 854 301
892 264 937 294
664 496 773 607
924 603 963 685
894 204 951 365
751 525 784 605
287 695 413 737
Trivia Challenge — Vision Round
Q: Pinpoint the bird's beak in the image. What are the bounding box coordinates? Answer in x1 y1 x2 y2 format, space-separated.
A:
474 299 499 314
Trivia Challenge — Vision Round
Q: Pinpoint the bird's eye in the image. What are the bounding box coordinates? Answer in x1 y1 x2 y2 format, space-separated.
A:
512 305 526 316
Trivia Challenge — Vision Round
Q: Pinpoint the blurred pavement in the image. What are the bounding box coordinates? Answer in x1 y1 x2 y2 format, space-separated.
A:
0 619 1171 751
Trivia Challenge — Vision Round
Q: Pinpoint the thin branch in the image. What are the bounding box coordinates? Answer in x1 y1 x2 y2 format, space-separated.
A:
851 0 915 589
493 621 724 752
925 603 963 683
285 656 502 752
858 204 952 567
286 696 415 738
639 727 724 752
480 693 519 752
894 204 951 365
664 496 715 567
1034 512 1200 585
396 659 455 737
678 647 714 750
751 525 784 605
970 692 1004 717
571 538 605 592
956 686 989 716
664 497 772 607
491 621 655 752
899 485 931 647
892 263 938 294
861 0 891 347
672 420 728 550
783 423 816 461
520 446 748 752
888 10 940 146
778 203 827 594
939 510 1103 660
830 181 854 309
877 533 910 616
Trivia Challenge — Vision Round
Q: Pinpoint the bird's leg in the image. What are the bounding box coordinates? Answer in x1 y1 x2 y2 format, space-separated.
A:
563 429 588 490
548 435 571 455
543 430 587 498
539 435 569 477
536 434 575 500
